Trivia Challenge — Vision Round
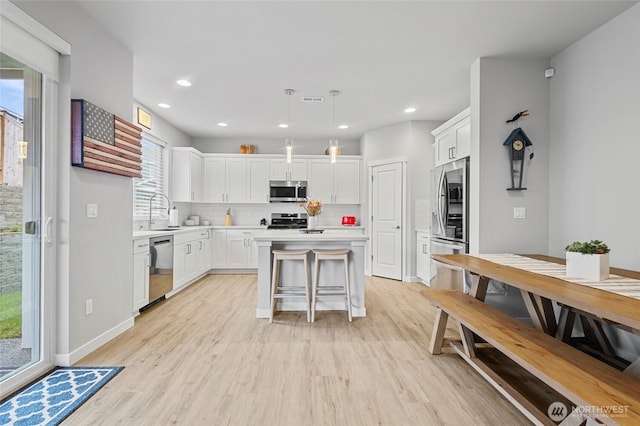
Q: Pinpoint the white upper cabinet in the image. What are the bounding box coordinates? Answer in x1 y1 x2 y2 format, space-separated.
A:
432 107 471 167
172 150 360 204
247 158 270 203
203 157 227 203
307 158 360 204
225 157 248 203
171 148 203 202
203 156 269 203
269 158 307 181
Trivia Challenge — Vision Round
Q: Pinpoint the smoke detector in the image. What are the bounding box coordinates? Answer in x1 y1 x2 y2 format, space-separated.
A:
301 96 324 103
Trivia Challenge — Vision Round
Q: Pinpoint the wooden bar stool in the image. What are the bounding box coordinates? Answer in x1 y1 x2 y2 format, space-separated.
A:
270 249 311 323
311 249 352 322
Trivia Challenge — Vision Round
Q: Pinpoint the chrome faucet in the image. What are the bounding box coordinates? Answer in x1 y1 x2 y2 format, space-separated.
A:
148 193 171 230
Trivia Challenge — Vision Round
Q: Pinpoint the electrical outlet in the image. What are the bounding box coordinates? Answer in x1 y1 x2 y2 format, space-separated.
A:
85 299 93 315
513 207 526 219
86 203 98 218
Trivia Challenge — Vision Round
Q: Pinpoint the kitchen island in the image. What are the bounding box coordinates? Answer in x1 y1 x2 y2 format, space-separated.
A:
253 230 369 319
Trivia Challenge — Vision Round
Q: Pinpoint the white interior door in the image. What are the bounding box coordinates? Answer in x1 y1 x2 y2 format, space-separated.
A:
372 162 402 280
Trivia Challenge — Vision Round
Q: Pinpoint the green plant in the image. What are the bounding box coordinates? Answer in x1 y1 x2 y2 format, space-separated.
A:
0 225 22 234
565 240 610 254
0 291 22 339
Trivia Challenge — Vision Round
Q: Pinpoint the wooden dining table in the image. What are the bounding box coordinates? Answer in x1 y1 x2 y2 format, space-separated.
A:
431 254 640 347
427 253 640 425
432 254 640 377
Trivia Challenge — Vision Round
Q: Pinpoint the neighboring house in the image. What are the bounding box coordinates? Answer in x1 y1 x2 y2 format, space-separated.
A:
0 108 24 188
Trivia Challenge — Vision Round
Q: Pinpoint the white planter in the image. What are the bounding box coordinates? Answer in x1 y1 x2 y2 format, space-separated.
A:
565 252 609 281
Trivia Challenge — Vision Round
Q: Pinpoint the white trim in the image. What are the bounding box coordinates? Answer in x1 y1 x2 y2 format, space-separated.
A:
367 156 407 167
54 318 134 366
141 131 168 148
0 362 53 397
0 1 70 55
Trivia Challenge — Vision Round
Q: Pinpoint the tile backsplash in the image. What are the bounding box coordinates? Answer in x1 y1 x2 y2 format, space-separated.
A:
134 202 362 230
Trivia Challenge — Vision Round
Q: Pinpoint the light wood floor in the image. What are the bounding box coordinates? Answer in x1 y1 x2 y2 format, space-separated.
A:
66 274 529 425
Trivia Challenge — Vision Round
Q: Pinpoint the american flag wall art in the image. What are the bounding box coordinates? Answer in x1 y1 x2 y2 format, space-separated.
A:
71 99 143 178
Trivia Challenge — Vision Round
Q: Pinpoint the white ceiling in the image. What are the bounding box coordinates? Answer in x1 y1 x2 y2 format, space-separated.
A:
76 0 636 141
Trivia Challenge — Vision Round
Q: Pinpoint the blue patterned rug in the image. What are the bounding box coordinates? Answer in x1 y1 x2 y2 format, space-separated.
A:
0 366 123 425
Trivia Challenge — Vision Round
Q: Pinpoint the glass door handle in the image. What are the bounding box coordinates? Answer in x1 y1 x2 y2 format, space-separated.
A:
44 217 53 244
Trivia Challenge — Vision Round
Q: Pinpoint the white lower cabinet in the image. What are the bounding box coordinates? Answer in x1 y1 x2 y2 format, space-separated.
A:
210 228 260 269
174 230 211 290
197 231 212 275
211 229 228 268
132 239 150 312
416 232 432 284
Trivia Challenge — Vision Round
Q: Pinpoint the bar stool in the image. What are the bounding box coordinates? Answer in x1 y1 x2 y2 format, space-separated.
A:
270 249 311 323
311 249 352 322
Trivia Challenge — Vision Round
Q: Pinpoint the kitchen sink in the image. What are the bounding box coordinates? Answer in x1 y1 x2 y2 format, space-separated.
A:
151 227 181 232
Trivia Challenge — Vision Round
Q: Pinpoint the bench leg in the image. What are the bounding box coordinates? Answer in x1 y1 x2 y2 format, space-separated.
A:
429 308 449 355
458 324 477 358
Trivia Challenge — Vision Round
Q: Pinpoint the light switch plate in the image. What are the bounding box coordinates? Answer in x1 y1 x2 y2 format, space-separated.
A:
513 207 526 219
86 203 98 218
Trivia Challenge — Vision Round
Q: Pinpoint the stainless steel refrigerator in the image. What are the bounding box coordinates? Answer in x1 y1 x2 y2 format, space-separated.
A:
429 157 530 323
429 158 469 291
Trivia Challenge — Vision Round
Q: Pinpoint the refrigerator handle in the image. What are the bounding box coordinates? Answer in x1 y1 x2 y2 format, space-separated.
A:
438 170 447 235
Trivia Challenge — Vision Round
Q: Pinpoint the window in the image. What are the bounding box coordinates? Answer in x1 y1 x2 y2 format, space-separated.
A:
133 137 167 218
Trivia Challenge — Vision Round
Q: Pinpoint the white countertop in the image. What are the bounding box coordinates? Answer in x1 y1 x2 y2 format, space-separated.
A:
132 225 215 240
253 229 368 242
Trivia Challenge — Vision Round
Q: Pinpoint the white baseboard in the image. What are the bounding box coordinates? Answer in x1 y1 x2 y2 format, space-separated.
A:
54 317 134 366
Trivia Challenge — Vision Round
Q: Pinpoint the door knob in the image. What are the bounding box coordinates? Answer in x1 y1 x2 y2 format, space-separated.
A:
396 226 401 229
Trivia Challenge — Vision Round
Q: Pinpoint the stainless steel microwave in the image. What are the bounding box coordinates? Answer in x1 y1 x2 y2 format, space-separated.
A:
269 180 307 203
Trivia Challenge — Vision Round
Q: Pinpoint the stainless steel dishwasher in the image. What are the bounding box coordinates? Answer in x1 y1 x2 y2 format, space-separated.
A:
148 235 174 306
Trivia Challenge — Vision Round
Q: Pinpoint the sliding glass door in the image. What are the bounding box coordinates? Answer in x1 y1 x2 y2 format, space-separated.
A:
0 53 43 382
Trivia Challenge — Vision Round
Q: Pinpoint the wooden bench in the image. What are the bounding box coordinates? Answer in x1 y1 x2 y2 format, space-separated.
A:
422 289 640 426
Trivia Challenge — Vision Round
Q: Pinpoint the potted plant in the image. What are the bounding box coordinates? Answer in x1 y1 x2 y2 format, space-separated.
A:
565 240 610 281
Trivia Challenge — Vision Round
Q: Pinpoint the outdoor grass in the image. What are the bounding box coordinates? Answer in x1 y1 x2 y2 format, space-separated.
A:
0 291 22 339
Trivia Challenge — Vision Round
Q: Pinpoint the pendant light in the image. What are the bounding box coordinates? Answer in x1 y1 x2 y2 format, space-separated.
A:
329 90 340 164
283 89 295 164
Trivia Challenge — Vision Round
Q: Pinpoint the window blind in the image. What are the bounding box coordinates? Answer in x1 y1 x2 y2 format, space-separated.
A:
133 138 167 218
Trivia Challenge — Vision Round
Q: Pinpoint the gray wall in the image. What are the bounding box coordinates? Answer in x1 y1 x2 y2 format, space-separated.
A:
360 120 438 279
548 3 640 269
470 57 550 255
16 1 135 357
192 137 360 156
133 101 191 148
548 3 640 362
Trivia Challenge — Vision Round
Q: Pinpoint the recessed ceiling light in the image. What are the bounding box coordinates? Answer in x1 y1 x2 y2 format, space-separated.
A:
176 79 192 87
278 123 288 128
158 103 171 109
404 107 416 113
338 124 349 130
217 122 228 127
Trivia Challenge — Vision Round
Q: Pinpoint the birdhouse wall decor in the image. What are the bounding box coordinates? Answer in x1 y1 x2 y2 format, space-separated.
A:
503 127 533 190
